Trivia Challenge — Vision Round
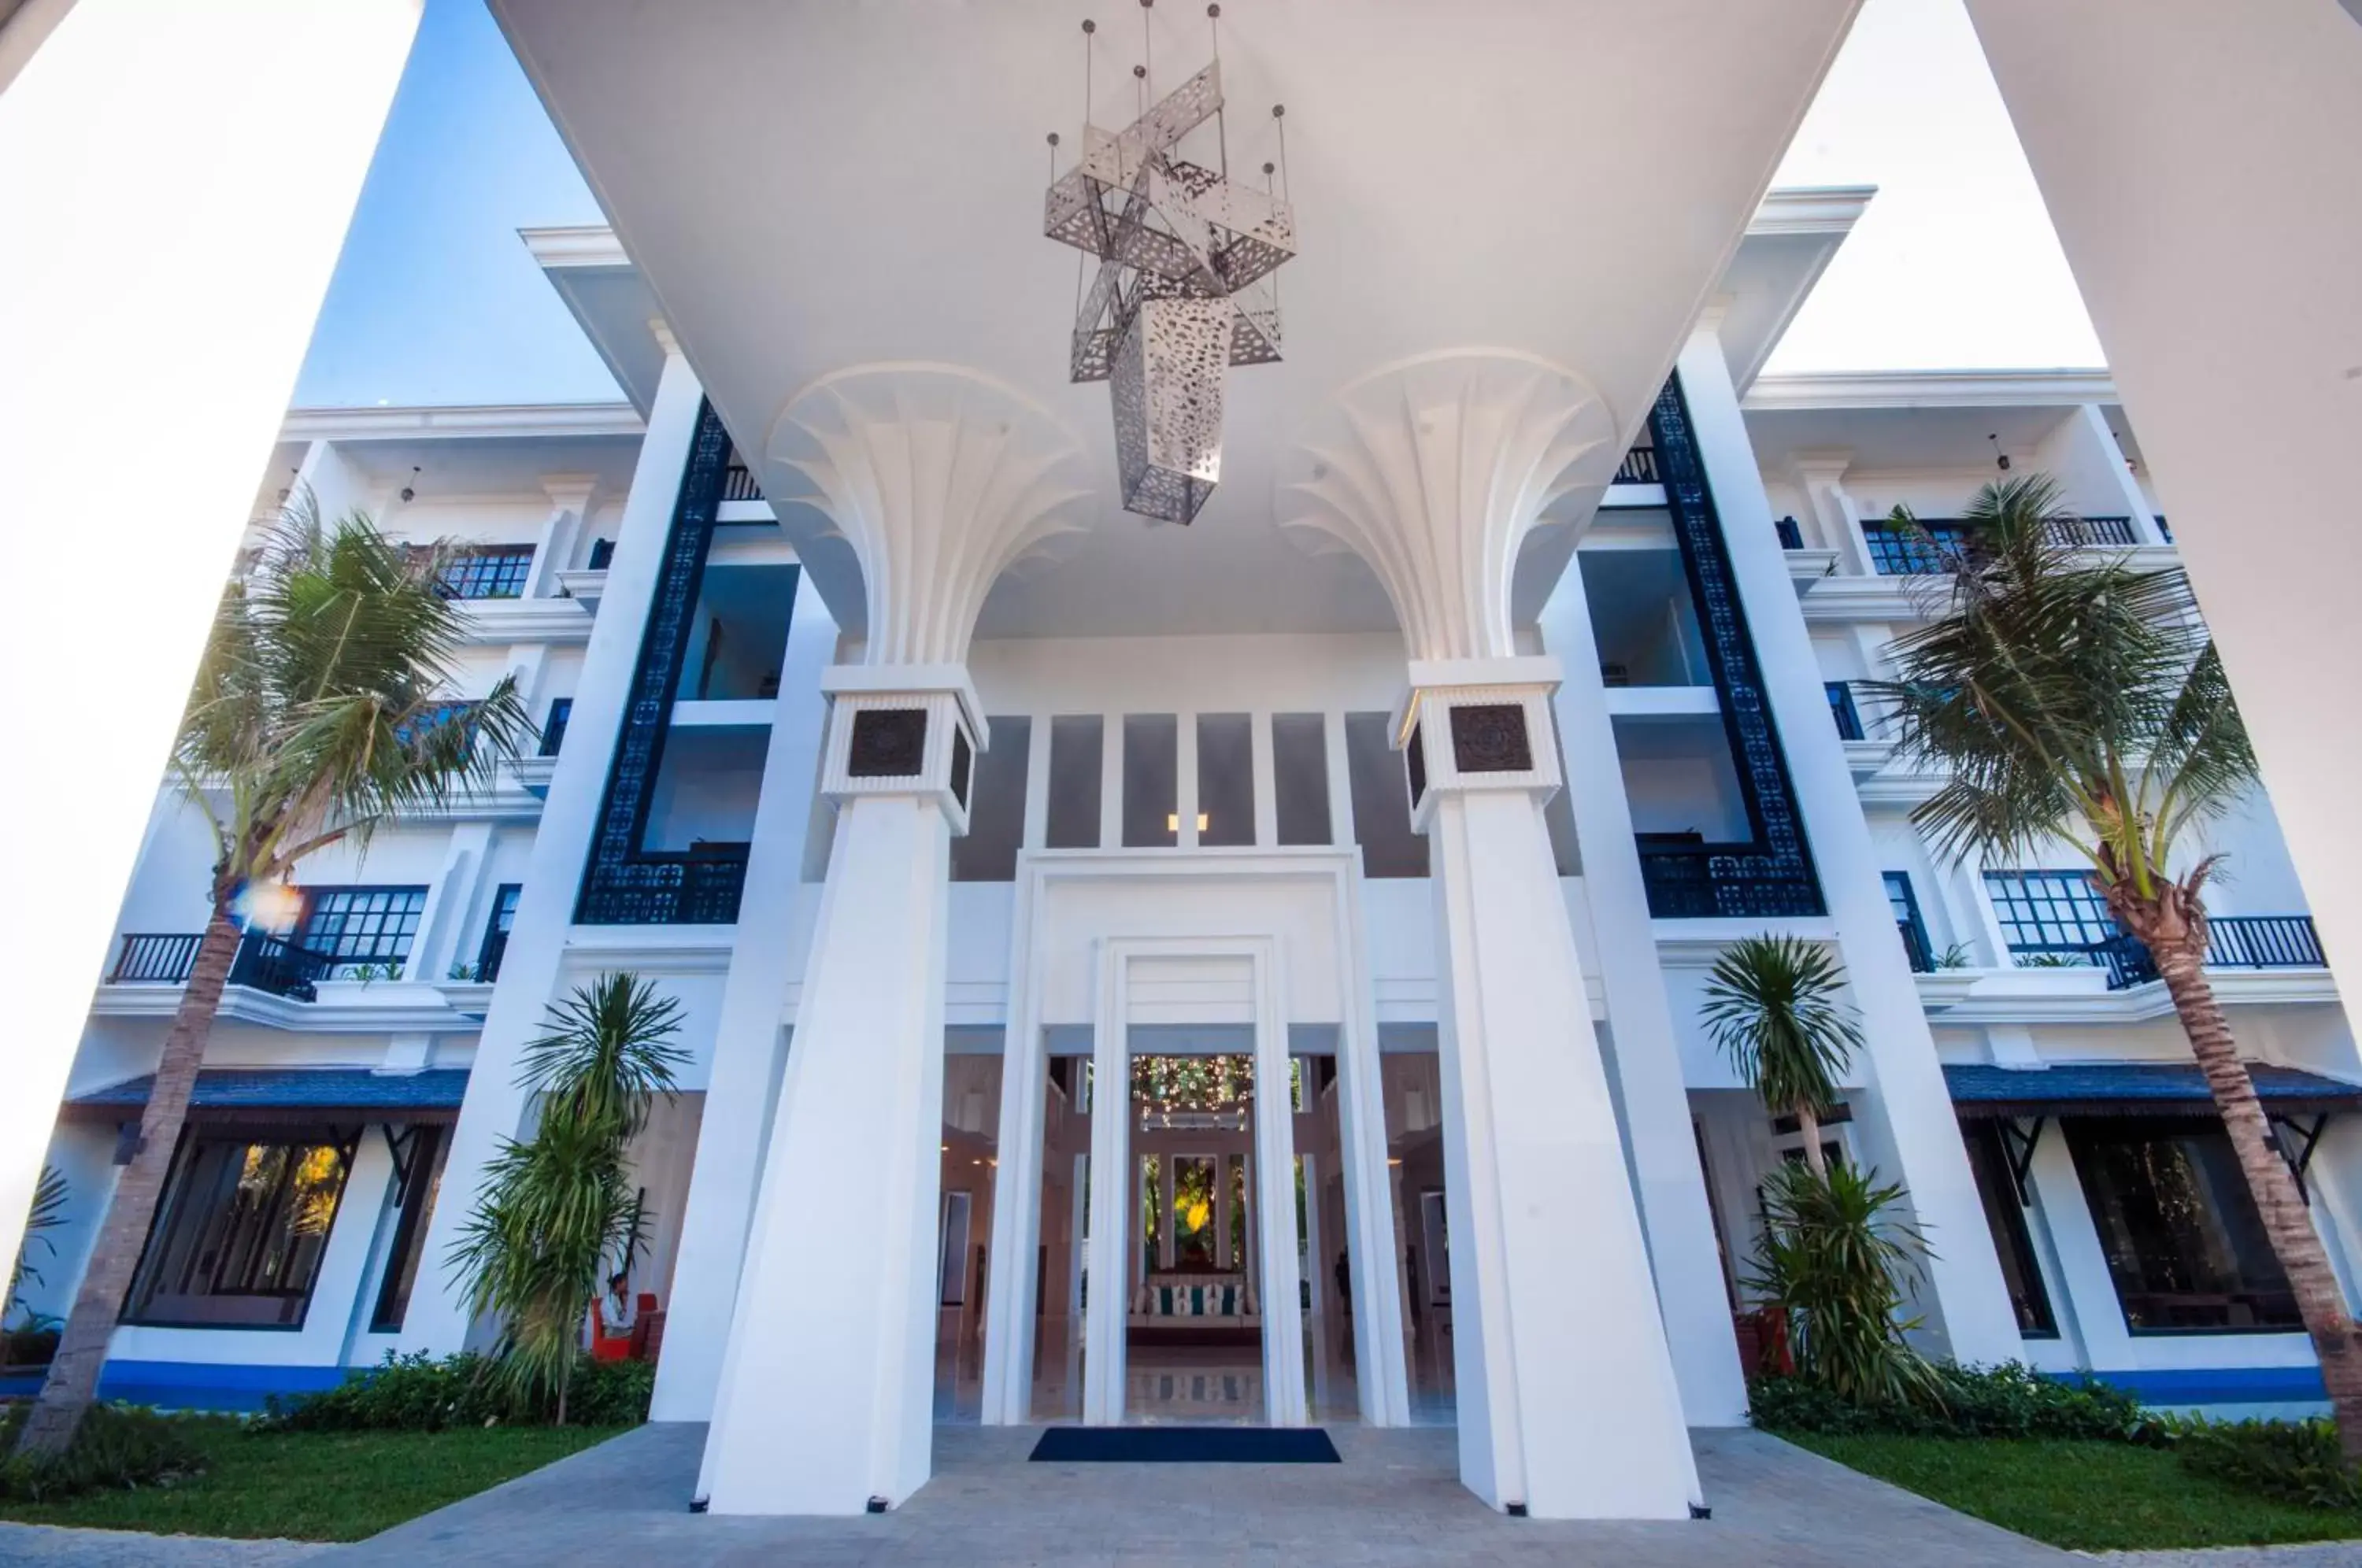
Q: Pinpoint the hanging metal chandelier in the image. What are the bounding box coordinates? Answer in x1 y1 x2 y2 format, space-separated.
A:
1044 5 1295 523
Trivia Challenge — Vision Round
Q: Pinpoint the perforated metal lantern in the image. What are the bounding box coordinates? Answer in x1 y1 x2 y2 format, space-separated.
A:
1111 295 1229 524
1045 56 1294 523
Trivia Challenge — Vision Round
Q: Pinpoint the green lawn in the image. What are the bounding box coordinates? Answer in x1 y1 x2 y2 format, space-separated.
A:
1779 1431 2362 1553
0 1421 623 1541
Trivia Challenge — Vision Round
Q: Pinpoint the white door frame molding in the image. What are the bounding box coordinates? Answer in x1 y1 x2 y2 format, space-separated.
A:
978 849 1411 1427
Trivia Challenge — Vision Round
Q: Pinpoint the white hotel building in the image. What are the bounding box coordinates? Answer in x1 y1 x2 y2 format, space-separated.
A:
10 0 2362 1525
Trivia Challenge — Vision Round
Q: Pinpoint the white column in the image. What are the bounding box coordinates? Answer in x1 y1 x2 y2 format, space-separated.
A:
1964 0 2362 983
649 568 839 1422
0 0 421 1282
1540 574 1750 1426
1675 329 2024 1364
1790 453 1870 574
1333 883 1414 1425
1281 352 1697 1518
525 475 598 598
1081 946 1132 1425
398 341 706 1355
1413 676 1700 1517
294 439 379 527
407 823 493 986
700 745 957 1512
1248 945 1308 1426
700 364 1092 1513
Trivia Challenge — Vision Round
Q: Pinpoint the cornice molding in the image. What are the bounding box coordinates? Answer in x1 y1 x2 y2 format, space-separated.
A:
1746 185 1876 238
1745 368 2119 412
282 403 644 442
520 224 631 269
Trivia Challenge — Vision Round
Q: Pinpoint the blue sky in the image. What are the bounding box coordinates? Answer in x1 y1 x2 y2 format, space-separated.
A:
294 0 614 407
293 0 2104 410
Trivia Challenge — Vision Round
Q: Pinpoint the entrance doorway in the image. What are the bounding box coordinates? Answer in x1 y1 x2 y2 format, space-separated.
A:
977 852 1412 1431
1127 1053 1266 1423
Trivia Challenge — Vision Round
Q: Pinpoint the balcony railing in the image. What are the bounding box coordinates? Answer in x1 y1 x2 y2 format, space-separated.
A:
1637 845 1826 919
2062 514 2140 547
1614 445 1659 486
108 930 342 1000
1864 515 2145 575
2090 915 2329 990
110 932 203 983
574 845 749 926
226 932 335 1000
721 457 763 501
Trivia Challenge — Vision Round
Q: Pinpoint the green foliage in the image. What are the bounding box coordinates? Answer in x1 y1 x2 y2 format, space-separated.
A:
176 497 535 897
1783 1432 2362 1554
448 974 684 1418
1746 1160 1941 1407
519 974 688 1145
0 1405 207 1502
1700 934 1859 1132
2164 1415 2362 1511
257 1351 653 1433
0 1420 613 1542
1751 1362 2152 1442
1866 473 2256 902
6 1164 68 1317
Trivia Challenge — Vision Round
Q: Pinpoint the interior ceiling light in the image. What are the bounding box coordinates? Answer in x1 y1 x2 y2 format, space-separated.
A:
1044 2 1296 523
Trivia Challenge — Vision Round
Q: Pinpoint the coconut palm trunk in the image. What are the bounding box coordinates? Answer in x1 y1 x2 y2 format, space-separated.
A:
2118 886 2362 1464
1794 1103 1827 1178
16 903 240 1458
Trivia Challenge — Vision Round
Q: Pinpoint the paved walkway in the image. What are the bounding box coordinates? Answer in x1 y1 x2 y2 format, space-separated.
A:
0 1522 328 1565
320 1422 2070 1566
26 1424 2357 1566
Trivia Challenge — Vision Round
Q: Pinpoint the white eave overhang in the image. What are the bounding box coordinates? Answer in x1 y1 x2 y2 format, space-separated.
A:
280 401 644 442
1744 367 2120 412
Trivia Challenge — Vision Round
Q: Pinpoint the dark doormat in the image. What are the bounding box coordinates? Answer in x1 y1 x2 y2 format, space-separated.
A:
1029 1426 1342 1463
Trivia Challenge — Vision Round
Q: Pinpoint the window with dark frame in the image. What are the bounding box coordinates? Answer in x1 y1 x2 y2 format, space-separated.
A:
294 887 428 974
1983 869 2120 963
950 716 1031 882
127 1129 356 1329
1195 713 1256 848
476 883 521 982
1885 871 1936 972
368 1126 448 1333
435 545 535 601
1959 1121 2058 1337
2064 1115 2301 1333
1343 712 1427 878
1044 716 1105 850
540 697 573 756
1270 713 1332 846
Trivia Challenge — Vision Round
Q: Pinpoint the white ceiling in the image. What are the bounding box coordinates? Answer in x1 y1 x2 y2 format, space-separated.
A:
494 0 1864 640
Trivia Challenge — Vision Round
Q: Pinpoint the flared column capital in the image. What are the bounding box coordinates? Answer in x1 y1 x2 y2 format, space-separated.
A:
765 362 1094 668
1279 350 1619 663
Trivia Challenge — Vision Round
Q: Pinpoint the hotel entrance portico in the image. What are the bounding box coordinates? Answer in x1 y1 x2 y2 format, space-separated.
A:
981 851 1412 1432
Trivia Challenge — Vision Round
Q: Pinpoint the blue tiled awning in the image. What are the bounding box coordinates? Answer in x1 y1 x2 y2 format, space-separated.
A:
1945 1062 2362 1119
63 1067 470 1123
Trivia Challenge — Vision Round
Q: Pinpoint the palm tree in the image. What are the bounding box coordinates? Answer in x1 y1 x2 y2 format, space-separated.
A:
13 501 531 1459
1702 934 1935 1402
1701 934 1860 1177
450 974 684 1424
1868 472 2362 1461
